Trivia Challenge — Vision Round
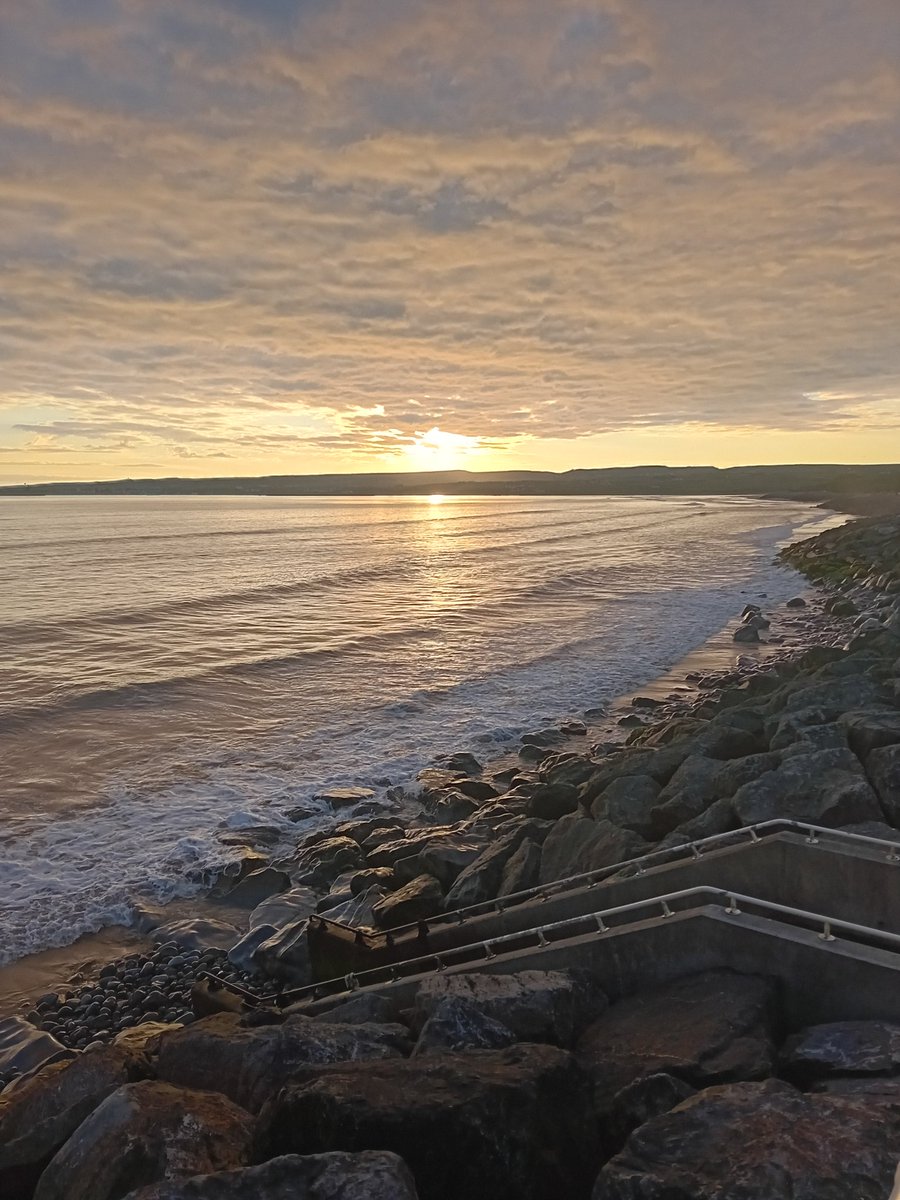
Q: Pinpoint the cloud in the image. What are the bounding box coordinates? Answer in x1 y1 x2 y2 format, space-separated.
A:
0 0 899 479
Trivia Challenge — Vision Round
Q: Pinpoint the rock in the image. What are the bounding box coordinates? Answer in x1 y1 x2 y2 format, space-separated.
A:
319 884 386 927
313 787 376 809
32 1081 252 1200
731 747 883 826
539 816 648 885
416 841 485 889
524 782 579 820
112 1023 183 1063
252 918 314 986
497 838 542 896
631 696 665 709
372 875 443 929
413 997 516 1056
156 1014 408 1112
0 1017 72 1080
414 768 465 792
227 924 277 973
605 1072 696 1153
297 994 399 1026
540 754 600 788
787 596 807 607
124 1152 419 1200
414 969 605 1047
349 867 397 895
444 820 551 909
257 1045 599 1200
733 624 760 643
593 1078 900 1199
0 1046 137 1200
425 790 479 822
334 819 404 845
292 838 365 888
829 597 859 616
454 778 500 802
222 867 290 907
780 1020 900 1084
867 743 900 825
433 751 483 775
592 774 661 838
576 970 775 1116
151 919 240 953
250 885 319 931
521 728 568 749
840 708 900 756
365 830 461 870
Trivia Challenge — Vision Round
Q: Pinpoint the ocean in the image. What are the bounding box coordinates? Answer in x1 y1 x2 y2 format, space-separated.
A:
0 493 836 964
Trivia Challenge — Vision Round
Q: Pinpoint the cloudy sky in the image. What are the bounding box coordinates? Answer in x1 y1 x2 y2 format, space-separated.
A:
1 0 899 482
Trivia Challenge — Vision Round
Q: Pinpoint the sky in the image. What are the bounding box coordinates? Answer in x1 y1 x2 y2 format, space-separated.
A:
1 0 899 483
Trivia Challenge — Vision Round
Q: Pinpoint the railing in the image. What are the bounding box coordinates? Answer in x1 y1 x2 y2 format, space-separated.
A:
306 817 900 948
202 881 900 1009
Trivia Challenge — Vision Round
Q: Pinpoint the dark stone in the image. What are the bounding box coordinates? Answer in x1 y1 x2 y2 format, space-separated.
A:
604 1072 696 1153
156 1013 409 1113
433 752 483 776
576 970 776 1116
126 1152 419 1200
524 782 579 820
444 820 552 909
372 875 443 929
292 838 365 888
414 969 606 1048
591 774 661 838
0 1046 138 1200
780 1020 900 1084
32 1081 252 1200
453 778 499 802
257 1045 599 1200
593 1079 900 1199
497 838 542 896
413 996 516 1056
867 742 900 826
731 747 883 827
787 596 807 607
539 816 648 885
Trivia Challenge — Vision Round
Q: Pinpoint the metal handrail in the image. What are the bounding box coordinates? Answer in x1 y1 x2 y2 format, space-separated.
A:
309 818 900 946
275 884 900 1007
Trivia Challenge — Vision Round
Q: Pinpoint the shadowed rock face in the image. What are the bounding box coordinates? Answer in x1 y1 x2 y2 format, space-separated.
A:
593 1079 900 1200
0 1045 139 1200
576 970 776 1116
121 1151 419 1200
32 1081 252 1200
256 1045 598 1200
155 1013 409 1112
779 1020 900 1085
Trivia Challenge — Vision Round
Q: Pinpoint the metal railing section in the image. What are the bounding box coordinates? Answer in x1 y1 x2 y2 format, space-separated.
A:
203 882 900 1009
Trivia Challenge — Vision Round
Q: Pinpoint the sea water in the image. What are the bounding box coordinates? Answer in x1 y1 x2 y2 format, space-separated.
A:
0 493 837 963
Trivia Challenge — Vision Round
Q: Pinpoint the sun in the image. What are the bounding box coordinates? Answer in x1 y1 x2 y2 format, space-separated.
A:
405 426 480 472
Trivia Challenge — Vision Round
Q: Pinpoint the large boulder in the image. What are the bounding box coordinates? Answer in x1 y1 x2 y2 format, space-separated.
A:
731 747 883 827
253 916 314 986
780 1020 900 1085
291 838 365 888
372 875 443 930
414 969 605 1047
0 1017 72 1082
123 1152 419 1200
257 1045 599 1200
156 1013 408 1112
591 775 661 838
416 840 485 889
0 1046 139 1200
576 970 775 1117
539 816 648 885
840 709 900 757
497 838 542 896
250 885 319 931
867 743 900 825
150 919 240 953
593 1079 900 1199
412 997 516 1056
32 1081 252 1200
443 821 551 909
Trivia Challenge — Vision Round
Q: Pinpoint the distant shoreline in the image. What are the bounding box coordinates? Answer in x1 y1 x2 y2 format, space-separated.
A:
1 462 898 501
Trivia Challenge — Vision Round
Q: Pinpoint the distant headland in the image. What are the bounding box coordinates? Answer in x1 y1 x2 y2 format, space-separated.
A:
2 463 899 507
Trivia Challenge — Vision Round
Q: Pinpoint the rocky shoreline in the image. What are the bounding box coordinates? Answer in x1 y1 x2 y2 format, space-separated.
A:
2 511 900 1198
